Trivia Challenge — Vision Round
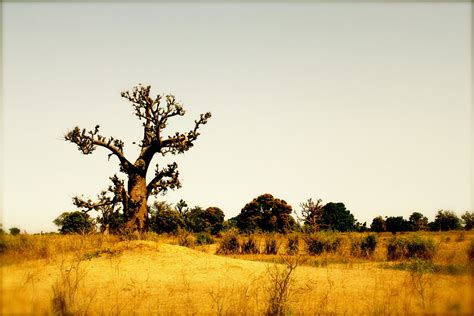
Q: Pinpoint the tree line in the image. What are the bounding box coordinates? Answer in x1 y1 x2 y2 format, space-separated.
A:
53 193 474 235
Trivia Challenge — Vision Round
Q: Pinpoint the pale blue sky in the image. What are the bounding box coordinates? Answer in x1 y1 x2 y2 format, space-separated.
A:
2 2 472 233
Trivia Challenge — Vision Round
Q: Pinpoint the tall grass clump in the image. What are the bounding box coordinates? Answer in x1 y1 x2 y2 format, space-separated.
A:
304 232 341 255
286 235 299 255
350 234 378 257
217 229 240 254
264 234 279 255
387 234 435 261
241 235 260 254
177 229 195 248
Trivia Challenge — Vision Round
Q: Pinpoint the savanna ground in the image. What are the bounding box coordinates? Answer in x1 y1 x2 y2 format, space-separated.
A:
1 231 473 315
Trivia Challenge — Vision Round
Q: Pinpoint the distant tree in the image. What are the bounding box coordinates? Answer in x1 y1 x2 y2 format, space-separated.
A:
175 199 188 216
320 202 356 232
53 211 94 234
370 216 386 232
0 224 4 234
296 198 324 232
149 201 185 234
385 216 411 233
65 85 211 233
186 206 225 235
430 210 461 231
237 194 293 233
222 216 239 231
9 227 21 236
355 221 368 232
461 211 474 231
409 212 428 231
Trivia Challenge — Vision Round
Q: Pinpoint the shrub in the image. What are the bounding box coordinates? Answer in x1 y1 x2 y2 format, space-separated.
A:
387 235 435 261
387 237 408 260
361 234 378 256
241 235 259 254
304 232 341 255
264 235 278 255
287 235 299 255
406 235 435 260
9 227 21 236
216 229 240 254
53 212 94 234
195 232 214 245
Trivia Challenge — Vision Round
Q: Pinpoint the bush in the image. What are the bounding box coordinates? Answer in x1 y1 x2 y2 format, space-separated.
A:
304 232 341 255
264 235 278 255
195 232 214 245
241 235 260 254
217 229 240 254
9 227 21 236
287 235 299 255
387 235 435 261
361 234 378 256
53 212 94 234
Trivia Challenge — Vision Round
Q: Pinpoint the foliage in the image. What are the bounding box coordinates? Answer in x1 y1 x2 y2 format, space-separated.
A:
185 206 225 235
53 211 94 234
304 232 341 255
468 239 474 262
430 210 461 231
216 229 240 254
370 216 386 232
385 216 411 233
320 202 356 232
387 235 435 261
149 201 185 234
461 211 474 231
65 85 211 232
177 229 195 248
409 212 429 231
9 227 21 236
195 232 214 245
361 234 378 256
237 194 293 233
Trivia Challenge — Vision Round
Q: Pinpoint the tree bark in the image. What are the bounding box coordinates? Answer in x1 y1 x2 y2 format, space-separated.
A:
124 173 149 233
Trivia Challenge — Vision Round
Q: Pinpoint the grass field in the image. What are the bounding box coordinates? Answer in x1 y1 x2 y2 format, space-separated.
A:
1 231 473 315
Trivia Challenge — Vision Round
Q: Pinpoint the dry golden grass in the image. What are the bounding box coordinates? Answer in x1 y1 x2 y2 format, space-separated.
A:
1 231 473 315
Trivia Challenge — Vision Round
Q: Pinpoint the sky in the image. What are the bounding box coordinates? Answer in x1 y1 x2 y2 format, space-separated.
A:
2 2 472 233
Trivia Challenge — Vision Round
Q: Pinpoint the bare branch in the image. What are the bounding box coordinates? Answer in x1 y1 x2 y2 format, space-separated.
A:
65 126 133 173
147 162 181 196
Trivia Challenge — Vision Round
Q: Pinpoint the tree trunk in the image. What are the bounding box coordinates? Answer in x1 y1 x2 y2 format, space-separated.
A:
124 173 149 233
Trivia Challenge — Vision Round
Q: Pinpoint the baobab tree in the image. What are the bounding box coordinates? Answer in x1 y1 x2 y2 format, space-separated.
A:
65 84 211 233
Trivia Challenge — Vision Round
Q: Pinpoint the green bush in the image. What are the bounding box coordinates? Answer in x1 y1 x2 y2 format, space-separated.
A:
241 235 259 254
9 227 21 236
216 229 240 254
287 235 299 255
195 232 214 245
304 232 341 255
361 234 378 256
264 235 278 255
387 235 435 261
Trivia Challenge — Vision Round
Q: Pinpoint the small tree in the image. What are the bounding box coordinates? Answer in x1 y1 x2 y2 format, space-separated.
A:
296 198 324 232
409 212 428 231
53 211 94 234
149 201 185 234
9 227 21 236
386 216 411 233
461 211 474 231
185 206 225 235
320 202 356 232
237 194 293 233
370 216 386 232
65 85 211 233
430 210 461 231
